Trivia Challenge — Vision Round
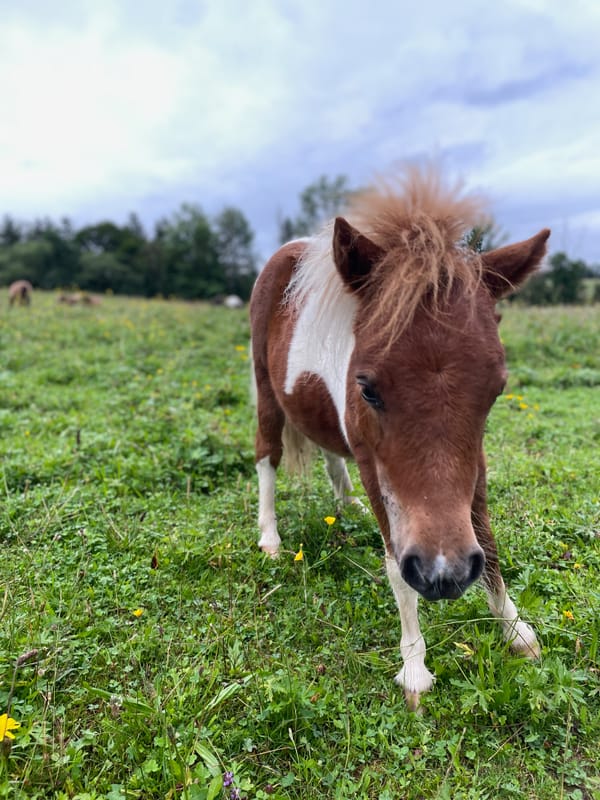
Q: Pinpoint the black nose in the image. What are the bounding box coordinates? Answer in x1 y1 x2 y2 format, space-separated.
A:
400 548 485 601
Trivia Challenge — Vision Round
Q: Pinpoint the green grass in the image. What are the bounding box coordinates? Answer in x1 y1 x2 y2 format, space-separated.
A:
1 294 599 800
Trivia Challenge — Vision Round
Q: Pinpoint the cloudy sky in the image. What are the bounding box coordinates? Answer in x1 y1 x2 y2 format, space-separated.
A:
1 0 599 263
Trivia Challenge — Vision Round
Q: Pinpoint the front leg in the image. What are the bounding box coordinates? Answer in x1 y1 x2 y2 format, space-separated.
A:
256 456 281 557
385 554 435 710
321 450 367 510
472 452 540 658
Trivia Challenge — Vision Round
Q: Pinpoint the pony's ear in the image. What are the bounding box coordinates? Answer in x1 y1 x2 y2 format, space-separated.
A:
333 217 384 291
482 228 550 299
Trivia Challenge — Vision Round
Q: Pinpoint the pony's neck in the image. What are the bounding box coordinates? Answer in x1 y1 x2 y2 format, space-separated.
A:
284 233 357 443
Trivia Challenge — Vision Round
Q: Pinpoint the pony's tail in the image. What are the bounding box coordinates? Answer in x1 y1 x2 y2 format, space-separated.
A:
282 419 317 475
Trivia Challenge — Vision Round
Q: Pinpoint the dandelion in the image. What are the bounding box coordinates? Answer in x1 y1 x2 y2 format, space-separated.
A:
324 516 336 526
235 345 246 352
573 563 583 569
562 610 574 621
294 544 304 561
0 714 20 742
519 402 528 410
505 393 514 400
132 608 144 617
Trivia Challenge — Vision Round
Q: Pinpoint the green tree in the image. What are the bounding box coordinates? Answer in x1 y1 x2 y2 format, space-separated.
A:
465 220 507 253
517 251 590 305
159 204 222 299
75 219 147 294
0 215 22 247
0 240 52 286
547 252 588 303
16 220 80 288
77 252 141 294
214 207 257 299
279 175 351 243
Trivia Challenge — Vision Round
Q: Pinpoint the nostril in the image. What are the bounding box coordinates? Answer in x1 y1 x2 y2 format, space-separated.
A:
400 552 425 589
468 549 485 584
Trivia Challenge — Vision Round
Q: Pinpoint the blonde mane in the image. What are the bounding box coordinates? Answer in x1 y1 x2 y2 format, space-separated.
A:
287 165 489 348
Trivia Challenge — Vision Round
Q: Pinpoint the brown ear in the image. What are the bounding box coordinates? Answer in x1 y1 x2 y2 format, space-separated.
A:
482 228 550 299
333 217 384 291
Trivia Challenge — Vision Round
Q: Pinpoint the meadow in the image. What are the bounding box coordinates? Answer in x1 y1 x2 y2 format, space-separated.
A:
0 292 599 800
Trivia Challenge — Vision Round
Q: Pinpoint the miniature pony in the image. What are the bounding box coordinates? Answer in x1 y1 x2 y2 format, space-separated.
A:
250 167 548 706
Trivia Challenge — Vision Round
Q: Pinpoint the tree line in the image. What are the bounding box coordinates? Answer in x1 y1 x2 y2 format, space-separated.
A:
0 204 258 301
1 176 598 303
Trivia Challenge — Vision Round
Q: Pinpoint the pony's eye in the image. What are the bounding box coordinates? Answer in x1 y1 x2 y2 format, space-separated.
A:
357 376 384 410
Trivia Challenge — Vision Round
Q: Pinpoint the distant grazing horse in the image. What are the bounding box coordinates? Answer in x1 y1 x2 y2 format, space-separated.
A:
57 292 101 306
8 280 33 307
250 167 549 707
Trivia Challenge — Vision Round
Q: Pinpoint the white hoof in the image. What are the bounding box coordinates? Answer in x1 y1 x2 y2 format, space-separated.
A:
258 542 280 558
506 620 540 659
403 690 424 712
394 663 435 696
394 665 435 711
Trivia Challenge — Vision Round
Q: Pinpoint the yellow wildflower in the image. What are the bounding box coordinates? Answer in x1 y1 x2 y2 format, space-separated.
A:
519 402 528 410
235 345 246 352
0 714 20 741
454 642 475 658
562 610 574 621
324 516 336 526
294 544 304 562
505 393 514 400
132 608 144 617
573 563 583 569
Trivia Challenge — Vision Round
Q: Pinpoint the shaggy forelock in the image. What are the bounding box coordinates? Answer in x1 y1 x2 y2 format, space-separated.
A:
287 164 490 350
347 165 489 345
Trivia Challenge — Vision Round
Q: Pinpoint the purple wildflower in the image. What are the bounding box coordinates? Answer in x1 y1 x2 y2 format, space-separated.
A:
223 771 234 788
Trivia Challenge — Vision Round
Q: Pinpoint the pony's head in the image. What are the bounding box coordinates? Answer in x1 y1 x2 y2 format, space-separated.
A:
332 171 549 601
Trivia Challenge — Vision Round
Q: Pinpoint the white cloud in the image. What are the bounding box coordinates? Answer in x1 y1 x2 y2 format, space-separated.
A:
0 0 599 261
0 9 187 210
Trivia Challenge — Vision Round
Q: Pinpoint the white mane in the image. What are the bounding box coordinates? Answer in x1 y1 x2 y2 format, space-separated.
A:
285 221 357 340
283 222 357 442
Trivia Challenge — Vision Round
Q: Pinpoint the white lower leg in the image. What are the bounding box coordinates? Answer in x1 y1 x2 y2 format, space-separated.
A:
385 555 435 699
322 451 365 508
486 579 540 658
256 457 281 556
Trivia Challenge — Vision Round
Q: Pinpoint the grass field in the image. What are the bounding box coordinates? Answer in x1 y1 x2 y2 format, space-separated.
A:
1 292 599 800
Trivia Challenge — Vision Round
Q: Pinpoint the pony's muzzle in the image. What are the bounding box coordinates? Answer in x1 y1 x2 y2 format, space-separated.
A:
400 547 485 601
